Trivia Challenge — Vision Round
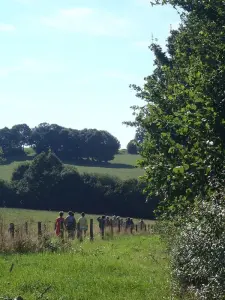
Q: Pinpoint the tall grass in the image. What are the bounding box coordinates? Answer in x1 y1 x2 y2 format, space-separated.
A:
0 216 49 253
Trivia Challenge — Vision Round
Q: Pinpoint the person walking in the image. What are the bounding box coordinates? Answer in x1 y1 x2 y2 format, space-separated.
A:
139 219 145 230
105 216 110 227
78 212 88 240
65 211 76 239
97 216 106 239
55 211 65 237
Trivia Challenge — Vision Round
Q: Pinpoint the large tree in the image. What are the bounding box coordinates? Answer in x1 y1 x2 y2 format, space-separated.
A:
127 140 138 154
129 0 225 216
11 124 31 149
30 124 120 162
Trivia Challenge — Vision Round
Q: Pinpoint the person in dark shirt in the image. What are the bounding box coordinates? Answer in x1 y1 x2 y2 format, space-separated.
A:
105 216 110 227
65 211 76 239
97 216 106 238
125 217 131 230
139 219 145 230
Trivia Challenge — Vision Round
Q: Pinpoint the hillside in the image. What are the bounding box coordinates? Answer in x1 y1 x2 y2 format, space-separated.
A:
0 153 144 182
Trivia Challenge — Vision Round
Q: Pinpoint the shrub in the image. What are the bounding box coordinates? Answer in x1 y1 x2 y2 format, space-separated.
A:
127 140 138 154
171 189 225 299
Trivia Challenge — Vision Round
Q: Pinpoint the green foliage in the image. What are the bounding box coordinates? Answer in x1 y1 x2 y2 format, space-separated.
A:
11 162 30 181
171 188 225 299
11 124 31 148
12 151 63 200
0 123 121 163
130 0 225 216
0 126 25 158
0 179 15 207
127 140 138 154
31 123 120 162
129 1 225 298
0 147 6 165
4 152 157 218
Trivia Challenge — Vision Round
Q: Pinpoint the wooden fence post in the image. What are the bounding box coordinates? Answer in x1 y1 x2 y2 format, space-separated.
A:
38 222 42 238
9 223 15 239
25 222 28 235
135 224 138 232
90 219 94 241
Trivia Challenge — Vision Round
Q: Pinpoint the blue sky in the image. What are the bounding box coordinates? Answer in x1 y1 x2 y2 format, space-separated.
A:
0 0 180 148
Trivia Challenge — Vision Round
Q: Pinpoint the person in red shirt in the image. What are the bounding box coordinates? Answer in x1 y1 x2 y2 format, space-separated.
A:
55 211 65 237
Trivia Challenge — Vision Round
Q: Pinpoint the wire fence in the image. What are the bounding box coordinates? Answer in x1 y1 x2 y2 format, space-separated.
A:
6 219 154 241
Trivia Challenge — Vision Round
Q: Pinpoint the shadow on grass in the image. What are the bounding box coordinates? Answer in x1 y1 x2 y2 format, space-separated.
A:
63 159 137 169
1 155 137 170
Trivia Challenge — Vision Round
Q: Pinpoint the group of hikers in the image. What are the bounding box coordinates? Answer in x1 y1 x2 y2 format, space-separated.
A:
55 211 88 239
55 211 146 239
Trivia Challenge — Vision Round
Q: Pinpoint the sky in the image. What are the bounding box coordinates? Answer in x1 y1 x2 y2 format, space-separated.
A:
0 0 180 148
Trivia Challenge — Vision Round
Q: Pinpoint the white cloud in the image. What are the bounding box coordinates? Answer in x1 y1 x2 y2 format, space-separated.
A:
0 58 64 77
41 7 131 37
0 23 15 32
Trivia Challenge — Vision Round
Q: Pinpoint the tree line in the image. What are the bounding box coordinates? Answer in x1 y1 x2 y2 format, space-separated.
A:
0 123 120 162
0 151 158 219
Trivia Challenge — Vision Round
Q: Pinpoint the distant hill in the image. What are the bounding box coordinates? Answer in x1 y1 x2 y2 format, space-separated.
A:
0 152 144 182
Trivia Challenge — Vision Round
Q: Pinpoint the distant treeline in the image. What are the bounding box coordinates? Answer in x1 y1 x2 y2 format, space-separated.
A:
0 123 120 162
0 151 158 219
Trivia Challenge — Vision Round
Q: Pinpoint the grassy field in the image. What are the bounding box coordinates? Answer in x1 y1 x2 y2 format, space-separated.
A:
0 210 171 299
0 235 173 300
0 153 144 182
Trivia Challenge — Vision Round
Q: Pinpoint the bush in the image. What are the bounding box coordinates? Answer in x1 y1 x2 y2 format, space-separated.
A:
0 179 17 207
127 140 138 154
171 189 225 299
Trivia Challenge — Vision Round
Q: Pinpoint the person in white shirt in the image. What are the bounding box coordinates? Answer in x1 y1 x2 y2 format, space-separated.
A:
78 212 88 239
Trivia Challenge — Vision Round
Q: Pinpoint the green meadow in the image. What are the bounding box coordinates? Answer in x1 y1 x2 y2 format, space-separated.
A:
0 235 173 300
0 153 143 182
